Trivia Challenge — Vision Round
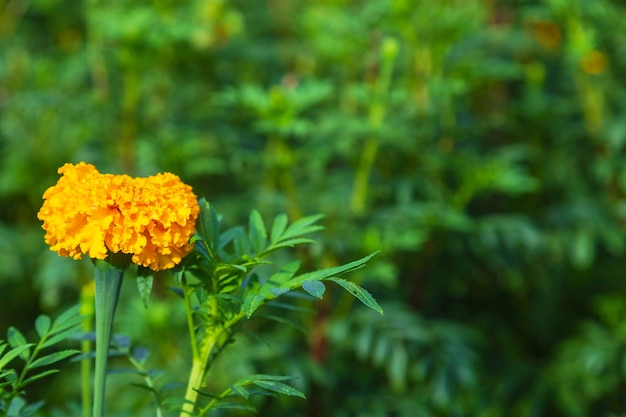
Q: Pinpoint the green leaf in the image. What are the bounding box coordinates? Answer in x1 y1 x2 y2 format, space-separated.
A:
30 349 79 369
249 210 267 253
129 382 157 394
208 402 257 412
19 369 60 387
270 213 288 242
325 277 384 315
197 198 220 256
243 294 266 318
281 214 324 241
266 261 301 286
7 328 30 361
230 384 250 399
302 280 326 299
49 305 81 333
287 252 379 288
253 380 306 399
136 273 153 309
0 344 35 371
35 315 51 339
232 227 252 256
41 324 82 349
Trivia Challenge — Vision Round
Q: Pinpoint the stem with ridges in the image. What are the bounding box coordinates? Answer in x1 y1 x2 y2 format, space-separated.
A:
93 259 125 417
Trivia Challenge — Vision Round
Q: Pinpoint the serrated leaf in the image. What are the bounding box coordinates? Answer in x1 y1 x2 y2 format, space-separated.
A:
235 374 296 384
325 277 384 315
20 369 60 386
249 210 267 253
0 344 34 371
7 328 30 361
230 384 250 399
197 198 220 257
270 214 288 242
302 280 326 299
268 287 290 297
129 382 157 394
35 316 51 339
243 294 266 318
209 402 257 412
7 396 26 417
20 400 45 417
253 380 306 399
267 261 301 286
136 274 153 309
41 325 82 349
232 227 252 256
270 237 315 248
30 349 79 369
281 214 324 241
288 252 378 289
49 305 81 333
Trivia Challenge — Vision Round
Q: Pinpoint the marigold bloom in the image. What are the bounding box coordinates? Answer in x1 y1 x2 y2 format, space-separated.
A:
38 162 200 271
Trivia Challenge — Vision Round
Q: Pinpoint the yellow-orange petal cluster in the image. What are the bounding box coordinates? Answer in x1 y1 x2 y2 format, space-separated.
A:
37 162 200 271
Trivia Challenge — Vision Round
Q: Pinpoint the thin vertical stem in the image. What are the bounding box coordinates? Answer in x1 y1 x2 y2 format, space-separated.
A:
79 281 95 417
93 261 125 417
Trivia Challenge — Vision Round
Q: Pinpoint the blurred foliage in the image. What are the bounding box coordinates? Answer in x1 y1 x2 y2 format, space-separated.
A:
2 0 626 415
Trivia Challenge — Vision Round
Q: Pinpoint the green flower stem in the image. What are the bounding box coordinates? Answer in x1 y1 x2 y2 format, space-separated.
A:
79 282 95 417
180 335 217 417
180 289 246 417
93 259 125 417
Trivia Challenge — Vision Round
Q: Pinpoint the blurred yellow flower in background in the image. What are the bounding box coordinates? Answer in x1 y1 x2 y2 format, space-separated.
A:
38 162 199 271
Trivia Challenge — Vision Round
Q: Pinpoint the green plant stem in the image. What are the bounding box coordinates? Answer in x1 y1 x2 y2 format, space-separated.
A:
93 260 125 417
180 294 245 417
80 282 95 417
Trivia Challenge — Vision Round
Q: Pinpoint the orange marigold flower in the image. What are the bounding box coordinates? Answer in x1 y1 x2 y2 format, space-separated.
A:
38 162 200 271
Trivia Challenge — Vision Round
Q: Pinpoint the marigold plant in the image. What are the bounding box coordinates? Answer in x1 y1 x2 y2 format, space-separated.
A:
37 162 200 271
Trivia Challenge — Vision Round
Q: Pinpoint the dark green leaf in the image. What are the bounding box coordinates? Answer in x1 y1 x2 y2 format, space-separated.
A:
253 380 306 399
197 198 220 256
325 277 384 315
270 213 288 242
0 345 34 371
243 293 266 318
249 210 267 253
302 280 326 299
232 227 251 256
230 384 250 399
136 273 153 309
19 369 60 387
49 305 81 333
34 315 51 339
129 382 157 394
7 328 30 361
41 324 82 349
30 349 79 369
281 214 324 241
288 252 379 288
208 402 257 412
18 400 44 417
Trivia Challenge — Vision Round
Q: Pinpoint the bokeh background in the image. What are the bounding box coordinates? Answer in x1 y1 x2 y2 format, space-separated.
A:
2 0 626 416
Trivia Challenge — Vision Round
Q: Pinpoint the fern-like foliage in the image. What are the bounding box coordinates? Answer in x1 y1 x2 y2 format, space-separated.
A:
0 306 81 417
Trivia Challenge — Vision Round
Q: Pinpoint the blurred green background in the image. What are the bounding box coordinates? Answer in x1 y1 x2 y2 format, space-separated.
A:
3 0 626 416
